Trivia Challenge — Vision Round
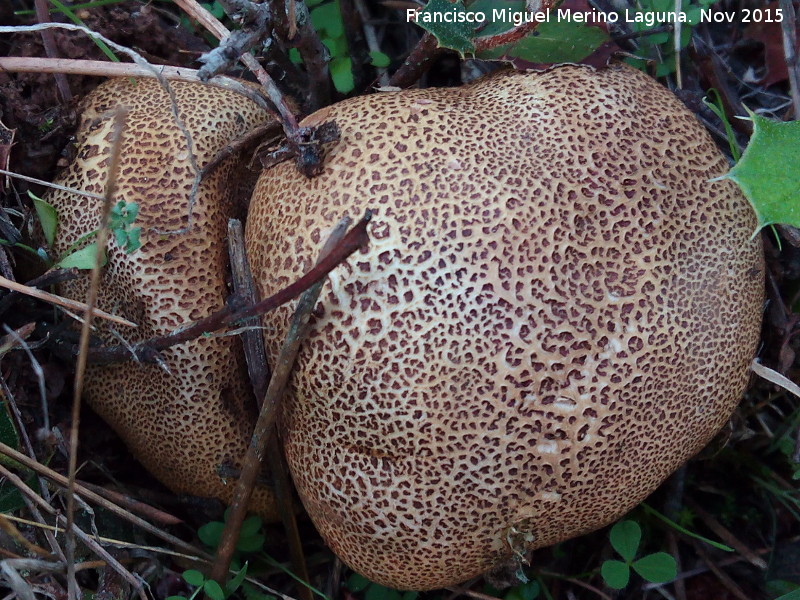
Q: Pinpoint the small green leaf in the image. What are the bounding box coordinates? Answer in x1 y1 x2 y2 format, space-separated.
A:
400 592 419 600
165 596 188 600
29 191 58 248
240 515 263 538
642 503 734 552
311 2 344 38
369 51 391 68
56 243 105 270
366 584 401 600
601 560 630 590
415 0 476 56
203 580 225 600
725 112 800 233
113 228 128 249
322 36 348 58
198 521 225 548
331 57 354 94
182 570 205 587
125 228 141 253
236 531 265 553
774 587 800 600
480 19 609 65
347 573 371 592
632 552 677 584
226 563 248 594
504 580 540 600
610 520 641 562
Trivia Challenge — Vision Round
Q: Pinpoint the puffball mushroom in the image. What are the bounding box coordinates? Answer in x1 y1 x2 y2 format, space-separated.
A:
246 64 764 590
47 78 280 520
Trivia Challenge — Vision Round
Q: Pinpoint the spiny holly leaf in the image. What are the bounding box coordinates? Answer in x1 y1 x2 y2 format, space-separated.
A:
469 0 612 66
483 18 610 65
416 0 476 56
725 112 800 232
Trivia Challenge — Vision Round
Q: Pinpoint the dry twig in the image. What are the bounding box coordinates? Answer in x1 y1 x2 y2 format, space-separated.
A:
0 275 136 328
210 215 354 584
225 220 311 600
65 107 127 600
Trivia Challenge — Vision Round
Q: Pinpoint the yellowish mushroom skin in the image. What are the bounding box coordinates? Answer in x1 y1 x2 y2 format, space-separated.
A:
246 64 764 589
48 78 279 521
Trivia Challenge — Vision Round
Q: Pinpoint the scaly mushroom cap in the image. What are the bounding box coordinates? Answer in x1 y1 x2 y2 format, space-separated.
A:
246 64 764 588
48 78 279 520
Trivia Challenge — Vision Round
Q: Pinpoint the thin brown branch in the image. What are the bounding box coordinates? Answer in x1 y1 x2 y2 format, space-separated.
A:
288 0 332 111
225 220 311 600
201 122 281 182
210 215 353 584
77 482 184 527
76 211 371 364
339 0 373 93
33 0 71 103
227 219 270 404
388 32 440 89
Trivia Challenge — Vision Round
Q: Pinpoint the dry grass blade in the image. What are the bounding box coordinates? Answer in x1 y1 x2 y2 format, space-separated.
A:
0 276 136 328
0 441 205 556
685 498 767 570
64 108 126 600
0 57 202 81
751 359 800 399
210 215 354 584
0 514 54 559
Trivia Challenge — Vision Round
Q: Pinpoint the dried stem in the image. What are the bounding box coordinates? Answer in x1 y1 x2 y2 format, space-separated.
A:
287 0 332 111
339 0 373 93
33 0 71 102
65 107 126 600
223 220 312 600
779 0 800 118
210 215 353 584
0 274 135 328
388 32 439 88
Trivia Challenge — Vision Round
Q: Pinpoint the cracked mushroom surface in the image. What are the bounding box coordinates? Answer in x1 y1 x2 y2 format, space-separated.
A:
47 78 279 520
246 63 764 589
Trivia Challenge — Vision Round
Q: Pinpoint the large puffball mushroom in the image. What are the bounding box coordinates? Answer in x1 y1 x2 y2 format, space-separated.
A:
48 78 280 520
246 64 764 589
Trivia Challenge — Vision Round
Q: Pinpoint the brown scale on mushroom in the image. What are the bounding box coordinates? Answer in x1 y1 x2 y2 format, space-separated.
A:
48 78 279 520
246 64 764 589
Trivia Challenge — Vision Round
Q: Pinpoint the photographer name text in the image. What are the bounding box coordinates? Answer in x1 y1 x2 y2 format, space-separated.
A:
407 7 784 26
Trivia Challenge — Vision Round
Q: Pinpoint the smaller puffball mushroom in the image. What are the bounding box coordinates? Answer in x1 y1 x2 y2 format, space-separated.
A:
246 64 764 589
47 78 279 519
